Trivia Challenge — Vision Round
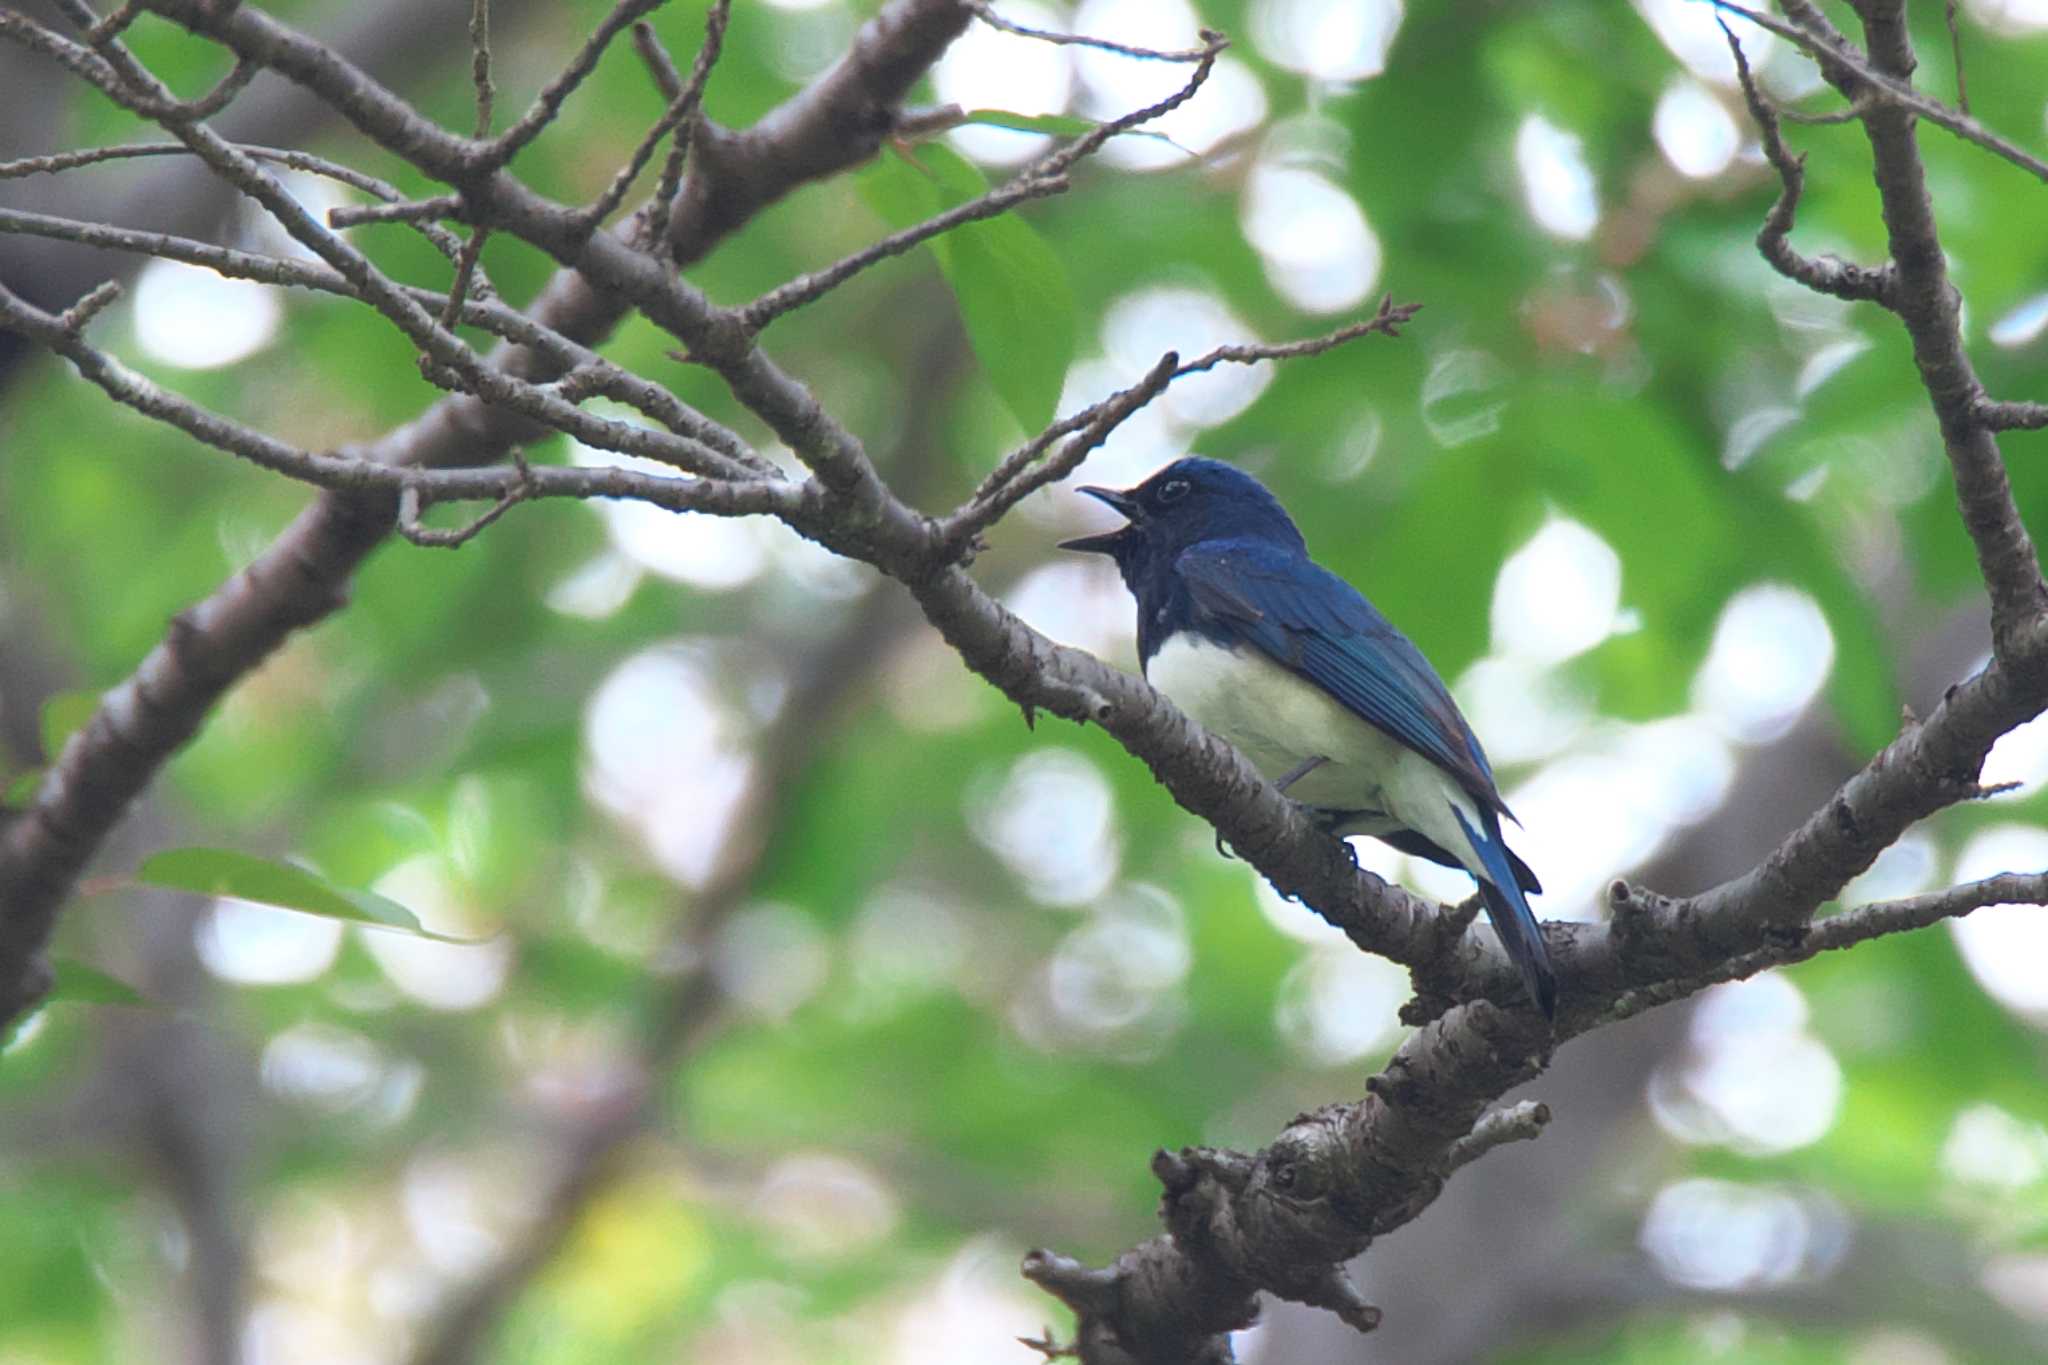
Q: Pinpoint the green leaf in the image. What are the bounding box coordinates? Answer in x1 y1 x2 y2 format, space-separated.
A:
859 144 1076 434
133 847 476 941
47 958 147 1009
959 109 1102 138
38 690 97 760
958 109 1179 148
3 769 42 806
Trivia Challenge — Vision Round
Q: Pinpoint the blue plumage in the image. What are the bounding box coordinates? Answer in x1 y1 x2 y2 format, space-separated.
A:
1062 457 1557 1019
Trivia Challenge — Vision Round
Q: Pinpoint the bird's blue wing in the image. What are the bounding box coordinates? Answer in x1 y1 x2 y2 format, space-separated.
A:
1176 540 1509 814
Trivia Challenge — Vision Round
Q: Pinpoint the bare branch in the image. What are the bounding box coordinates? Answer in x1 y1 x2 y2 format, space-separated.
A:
0 204 560 361
467 0 494 138
0 0 981 1031
34 23 510 393
0 282 765 487
1595 869 2048 1027
397 453 532 548
944 352 1180 551
83 0 142 48
0 142 489 286
327 194 465 228
1716 0 2048 184
1945 0 1969 116
1034 32 1224 179
737 165 1070 331
1840 0 2048 650
931 303 1414 562
1443 1100 1552 1175
739 31 1223 332
1174 296 1422 375
968 0 1214 62
1721 22 1896 306
56 278 122 332
630 19 684 100
1977 398 2048 432
580 0 730 234
479 0 666 173
663 0 976 259
437 227 492 333
1016 1002 1547 1359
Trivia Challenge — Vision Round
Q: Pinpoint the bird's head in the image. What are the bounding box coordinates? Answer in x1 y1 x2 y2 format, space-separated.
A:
1060 457 1305 566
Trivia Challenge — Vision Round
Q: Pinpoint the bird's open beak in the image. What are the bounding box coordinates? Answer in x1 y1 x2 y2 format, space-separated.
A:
1059 485 1138 554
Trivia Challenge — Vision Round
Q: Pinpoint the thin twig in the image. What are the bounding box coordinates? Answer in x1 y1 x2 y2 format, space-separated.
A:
740 31 1225 332
0 141 488 288
328 195 465 229
1442 1101 1551 1175
580 0 731 233
941 301 1420 553
1172 296 1421 376
39 0 252 120
1945 0 1969 116
82 0 140 47
0 0 983 1042
46 28 517 415
632 19 684 101
176 57 259 119
1033 32 1226 179
1977 398 2048 431
480 0 667 172
468 0 495 138
398 453 533 548
1602 870 2048 1026
1775 98 1871 126
942 352 1181 552
56 279 122 333
1715 0 2048 184
968 0 1213 62
0 204 546 354
1720 22 1896 306
0 281 767 488
438 227 492 333
737 168 1070 331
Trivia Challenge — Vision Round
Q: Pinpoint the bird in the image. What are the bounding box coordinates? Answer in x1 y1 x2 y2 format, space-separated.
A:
1061 456 1556 1019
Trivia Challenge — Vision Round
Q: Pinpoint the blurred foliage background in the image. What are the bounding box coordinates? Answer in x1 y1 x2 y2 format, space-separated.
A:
6 0 2048 1361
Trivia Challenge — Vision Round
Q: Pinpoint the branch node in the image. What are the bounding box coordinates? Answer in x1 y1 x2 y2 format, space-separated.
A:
1721 19 1896 308
57 279 122 334
397 452 534 549
1976 396 2048 432
1295 1265 1382 1335
83 1 141 49
1019 1249 1118 1317
1442 1099 1552 1177
1436 891 1485 944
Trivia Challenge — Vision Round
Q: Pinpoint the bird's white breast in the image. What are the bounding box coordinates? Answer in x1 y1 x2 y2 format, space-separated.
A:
1145 633 1486 871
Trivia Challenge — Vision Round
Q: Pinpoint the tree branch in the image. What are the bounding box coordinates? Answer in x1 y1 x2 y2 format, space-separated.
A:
1716 0 2048 184
1721 22 1896 306
0 0 982 1028
1841 0 2048 651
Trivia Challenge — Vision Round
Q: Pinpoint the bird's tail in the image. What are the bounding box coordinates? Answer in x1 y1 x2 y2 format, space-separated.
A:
1453 806 1557 1020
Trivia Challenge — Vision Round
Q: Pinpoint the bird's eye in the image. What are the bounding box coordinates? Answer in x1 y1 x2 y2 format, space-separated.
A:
1158 478 1190 504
